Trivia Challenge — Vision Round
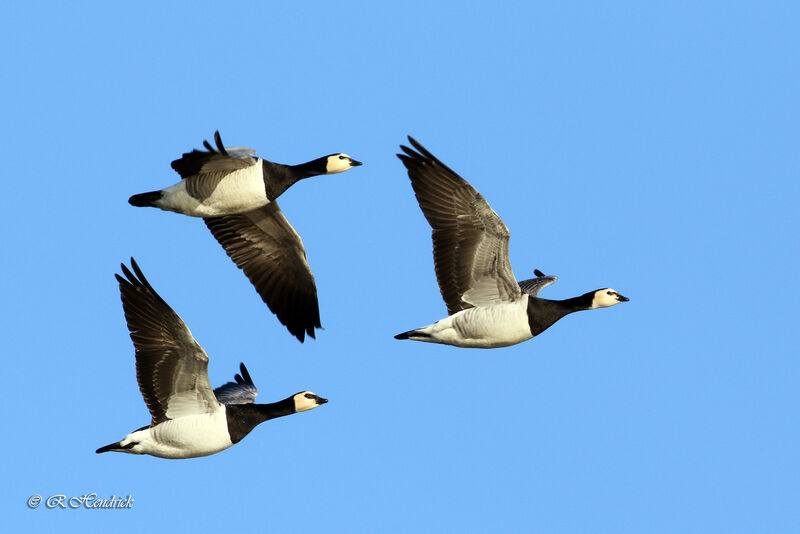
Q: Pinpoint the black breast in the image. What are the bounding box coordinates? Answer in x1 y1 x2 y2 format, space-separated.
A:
224 405 261 444
262 160 309 200
526 297 573 337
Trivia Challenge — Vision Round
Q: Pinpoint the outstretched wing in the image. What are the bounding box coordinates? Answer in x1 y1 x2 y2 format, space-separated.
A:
518 269 558 297
116 258 219 426
203 201 321 342
214 362 259 405
397 137 522 315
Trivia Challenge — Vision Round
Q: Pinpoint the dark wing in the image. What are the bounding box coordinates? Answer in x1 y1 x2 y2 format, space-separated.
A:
213 362 259 405
116 259 219 426
171 131 259 200
397 137 521 315
203 201 321 342
171 131 257 178
518 269 558 297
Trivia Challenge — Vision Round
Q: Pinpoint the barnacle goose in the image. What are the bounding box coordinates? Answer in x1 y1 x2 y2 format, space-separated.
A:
95 259 327 459
129 131 362 342
394 137 628 348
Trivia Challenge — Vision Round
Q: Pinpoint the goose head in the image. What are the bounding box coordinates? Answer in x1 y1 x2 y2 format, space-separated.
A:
293 391 329 412
590 288 629 308
324 153 362 174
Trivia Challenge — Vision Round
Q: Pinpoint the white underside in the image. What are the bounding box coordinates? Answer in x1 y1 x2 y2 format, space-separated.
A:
157 161 270 217
409 296 533 348
115 408 233 459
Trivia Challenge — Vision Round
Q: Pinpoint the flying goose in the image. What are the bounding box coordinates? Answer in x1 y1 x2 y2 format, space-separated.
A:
129 132 362 342
96 259 327 459
394 137 628 348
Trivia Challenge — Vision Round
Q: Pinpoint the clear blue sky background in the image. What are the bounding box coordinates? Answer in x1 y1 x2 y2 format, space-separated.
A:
2 1 798 532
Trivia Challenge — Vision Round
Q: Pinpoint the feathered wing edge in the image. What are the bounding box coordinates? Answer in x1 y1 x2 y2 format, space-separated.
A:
396 136 522 314
213 362 259 405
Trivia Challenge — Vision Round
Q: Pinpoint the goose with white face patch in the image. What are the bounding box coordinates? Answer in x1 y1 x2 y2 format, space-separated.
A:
128 131 362 342
95 259 327 459
394 137 629 349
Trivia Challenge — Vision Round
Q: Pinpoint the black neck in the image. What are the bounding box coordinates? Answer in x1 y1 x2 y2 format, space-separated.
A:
225 397 295 444
289 156 329 178
262 158 327 199
526 293 595 337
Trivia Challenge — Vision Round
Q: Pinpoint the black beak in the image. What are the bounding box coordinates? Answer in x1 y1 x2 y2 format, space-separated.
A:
617 294 630 302
350 159 362 167
317 396 329 405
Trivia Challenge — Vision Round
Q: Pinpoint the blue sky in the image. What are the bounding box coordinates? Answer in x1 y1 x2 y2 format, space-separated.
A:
3 1 799 532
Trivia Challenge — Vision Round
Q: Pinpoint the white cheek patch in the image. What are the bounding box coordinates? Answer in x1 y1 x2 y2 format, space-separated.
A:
293 393 320 412
326 155 353 174
592 289 620 308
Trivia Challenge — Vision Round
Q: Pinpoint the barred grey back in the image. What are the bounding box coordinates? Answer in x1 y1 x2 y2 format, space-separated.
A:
517 273 557 297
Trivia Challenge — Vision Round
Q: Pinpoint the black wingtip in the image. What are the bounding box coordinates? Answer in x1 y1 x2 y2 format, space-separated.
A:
129 257 144 278
118 262 135 285
214 131 228 155
119 257 148 288
238 362 254 386
394 331 412 340
397 136 459 176
116 258 165 308
399 144 420 159
292 330 307 343
534 269 545 277
405 136 430 157
397 135 421 160
287 319 320 343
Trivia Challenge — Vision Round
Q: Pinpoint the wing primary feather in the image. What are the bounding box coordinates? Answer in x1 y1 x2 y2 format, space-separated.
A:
213 362 259 405
214 130 228 155
129 257 153 291
238 362 254 386
203 204 321 343
397 136 522 312
115 258 218 425
404 136 462 176
124 257 168 308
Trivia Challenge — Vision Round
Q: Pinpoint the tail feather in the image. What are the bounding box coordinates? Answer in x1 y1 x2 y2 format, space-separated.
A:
95 440 135 454
96 441 121 454
394 329 431 340
128 190 162 208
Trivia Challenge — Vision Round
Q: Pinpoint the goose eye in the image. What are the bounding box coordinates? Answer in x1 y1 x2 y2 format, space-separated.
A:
607 291 614 296
338 155 345 160
304 393 315 399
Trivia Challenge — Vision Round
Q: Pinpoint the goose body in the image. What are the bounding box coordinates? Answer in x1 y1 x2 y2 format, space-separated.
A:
96 259 327 460
129 132 362 342
107 411 233 459
404 298 533 349
394 137 628 348
152 159 270 217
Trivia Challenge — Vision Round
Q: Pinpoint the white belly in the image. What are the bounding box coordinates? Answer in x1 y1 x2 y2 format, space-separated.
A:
122 409 233 459
429 298 533 348
158 163 270 217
